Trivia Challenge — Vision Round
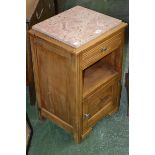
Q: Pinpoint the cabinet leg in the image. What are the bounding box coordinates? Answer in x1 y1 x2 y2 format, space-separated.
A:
108 107 119 115
73 133 82 144
38 108 46 121
81 128 92 140
73 128 92 143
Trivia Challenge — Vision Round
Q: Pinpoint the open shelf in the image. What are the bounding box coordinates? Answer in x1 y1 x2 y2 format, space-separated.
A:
83 59 118 97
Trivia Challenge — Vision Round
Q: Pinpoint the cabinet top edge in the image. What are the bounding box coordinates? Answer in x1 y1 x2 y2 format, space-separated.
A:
29 22 127 55
74 22 128 54
29 29 76 53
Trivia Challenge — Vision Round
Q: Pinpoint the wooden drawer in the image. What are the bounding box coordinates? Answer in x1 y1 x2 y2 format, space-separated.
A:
83 79 118 130
81 32 122 69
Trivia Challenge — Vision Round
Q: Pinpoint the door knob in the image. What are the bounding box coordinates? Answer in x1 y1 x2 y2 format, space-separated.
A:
84 113 91 119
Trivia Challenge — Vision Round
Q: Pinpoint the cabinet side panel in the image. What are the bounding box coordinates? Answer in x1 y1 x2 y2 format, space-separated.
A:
35 42 74 126
30 36 42 108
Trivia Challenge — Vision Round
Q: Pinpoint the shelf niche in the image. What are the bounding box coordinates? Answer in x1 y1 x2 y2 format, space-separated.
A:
83 50 119 97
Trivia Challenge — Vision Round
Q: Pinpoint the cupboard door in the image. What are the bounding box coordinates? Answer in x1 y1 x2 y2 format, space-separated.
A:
83 79 120 131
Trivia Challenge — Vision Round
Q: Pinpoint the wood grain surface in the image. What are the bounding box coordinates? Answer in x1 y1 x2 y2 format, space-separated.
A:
29 20 127 143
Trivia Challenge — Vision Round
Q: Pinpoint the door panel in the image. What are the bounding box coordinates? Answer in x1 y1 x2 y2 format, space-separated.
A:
36 44 74 125
83 79 120 130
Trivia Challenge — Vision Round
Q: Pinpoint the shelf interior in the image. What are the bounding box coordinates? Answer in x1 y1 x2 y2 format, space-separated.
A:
83 59 118 97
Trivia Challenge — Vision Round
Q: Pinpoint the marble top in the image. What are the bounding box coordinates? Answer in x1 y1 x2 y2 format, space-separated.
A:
32 6 122 48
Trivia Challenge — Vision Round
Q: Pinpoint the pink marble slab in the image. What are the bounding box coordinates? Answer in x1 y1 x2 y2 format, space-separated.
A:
32 6 122 48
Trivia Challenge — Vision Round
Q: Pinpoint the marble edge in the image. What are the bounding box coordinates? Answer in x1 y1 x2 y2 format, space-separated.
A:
32 5 123 48
32 22 122 48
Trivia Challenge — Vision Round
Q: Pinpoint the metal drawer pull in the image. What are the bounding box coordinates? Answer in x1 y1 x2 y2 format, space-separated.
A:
84 113 91 118
101 47 107 52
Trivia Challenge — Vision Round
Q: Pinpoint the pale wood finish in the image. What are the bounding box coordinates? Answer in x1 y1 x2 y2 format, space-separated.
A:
29 22 127 143
35 42 74 125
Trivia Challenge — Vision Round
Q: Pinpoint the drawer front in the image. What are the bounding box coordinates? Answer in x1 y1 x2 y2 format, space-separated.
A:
83 80 119 131
87 86 112 116
81 32 122 69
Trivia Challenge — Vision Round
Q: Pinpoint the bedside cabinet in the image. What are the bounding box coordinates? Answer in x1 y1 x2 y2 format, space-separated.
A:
29 6 127 143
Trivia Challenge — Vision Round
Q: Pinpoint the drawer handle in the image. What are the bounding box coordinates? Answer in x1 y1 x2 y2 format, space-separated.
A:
84 113 91 119
100 47 107 52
